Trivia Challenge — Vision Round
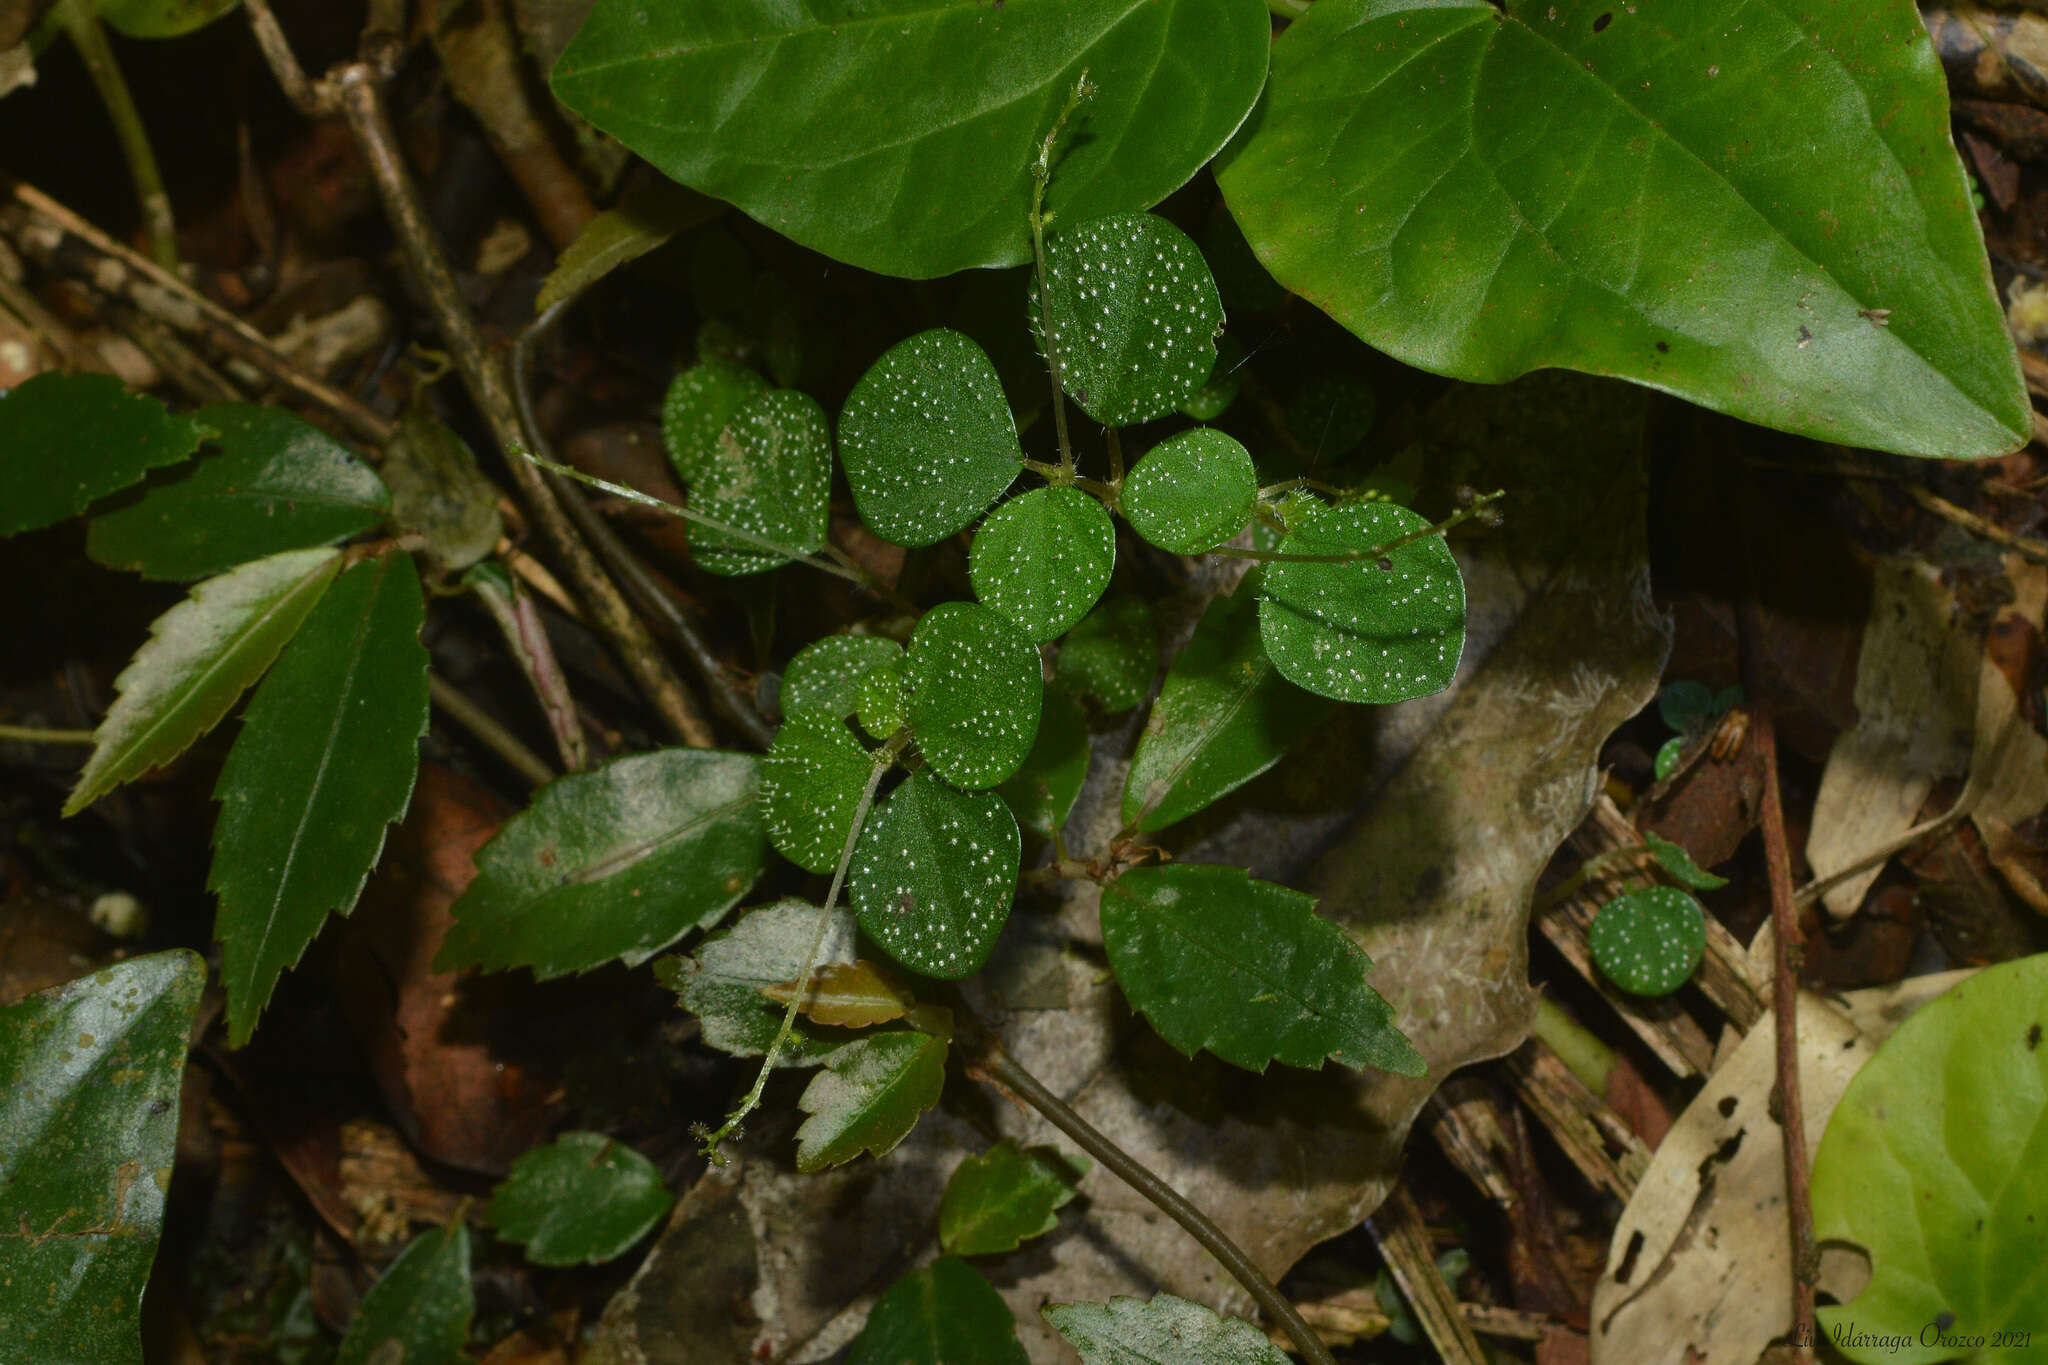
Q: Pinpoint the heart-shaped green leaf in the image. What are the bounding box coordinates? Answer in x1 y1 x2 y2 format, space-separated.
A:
685 389 832 576
795 1029 947 1171
437 749 767 978
1040 212 1225 426
1215 0 2028 458
0 372 210 537
1123 591 1326 832
838 330 1021 548
970 487 1116 643
1812 954 2048 1362
907 602 1043 790
938 1141 1089 1258
1590 887 1707 997
781 634 902 723
89 403 389 581
661 360 770 487
487 1132 675 1267
851 772 1021 980
655 899 857 1066
1100 863 1423 1074
1257 501 1466 704
0 951 203 1365
998 686 1090 837
1057 595 1158 713
335 1224 471 1365
1044 1294 1290 1365
552 0 1271 279
763 712 878 875
1120 428 1256 555
850 1258 1031 1365
213 553 428 1047
66 546 344 816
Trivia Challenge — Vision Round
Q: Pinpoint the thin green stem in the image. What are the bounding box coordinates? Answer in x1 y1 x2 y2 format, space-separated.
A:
700 734 905 1162
59 0 178 270
0 724 96 745
1105 425 1125 488
1531 996 1617 1095
1215 489 1503 563
1030 73 1095 482
975 1042 1338 1365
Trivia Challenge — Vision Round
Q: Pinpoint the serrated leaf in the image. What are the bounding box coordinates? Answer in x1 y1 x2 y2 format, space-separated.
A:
1642 832 1729 891
1257 500 1466 704
214 553 428 1046
969 486 1115 643
0 371 209 537
1122 591 1326 832
661 360 770 487
553 0 1270 279
1589 887 1706 997
1215 0 2027 458
763 960 912 1029
537 178 723 315
1044 1293 1289 1365
838 330 1021 548
794 1029 947 1171
849 1258 1031 1365
938 1141 1089 1257
436 749 766 979
0 951 203 1365
334 1224 472 1365
686 389 832 575
1058 595 1158 713
762 712 877 875
65 546 344 816
1100 864 1423 1075
907 601 1042 791
1120 428 1257 555
1040 213 1225 426
1812 955 2048 1363
96 0 239 39
852 772 1020 980
656 899 856 1065
999 686 1090 836
487 1132 674 1267
87 403 388 581
781 634 901 723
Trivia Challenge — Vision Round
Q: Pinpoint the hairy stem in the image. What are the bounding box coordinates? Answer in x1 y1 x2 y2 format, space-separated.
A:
58 0 178 270
1216 489 1503 562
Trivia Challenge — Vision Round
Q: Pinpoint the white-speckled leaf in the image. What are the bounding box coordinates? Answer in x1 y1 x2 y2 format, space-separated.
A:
688 390 832 576
661 360 770 486
783 635 902 722
1257 501 1465 704
907 602 1043 791
763 713 877 875
1122 429 1257 555
1040 213 1224 426
795 1029 947 1171
655 899 857 1066
1043 1293 1289 1365
851 772 1020 979
857 659 908 741
969 487 1116 643
1589 886 1706 997
839 330 1021 547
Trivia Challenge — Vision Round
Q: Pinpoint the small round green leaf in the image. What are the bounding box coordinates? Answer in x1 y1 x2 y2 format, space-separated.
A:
763 713 877 875
938 1141 1089 1258
850 1258 1030 1365
661 360 769 486
487 1132 674 1267
851 772 1020 980
907 602 1043 791
969 487 1115 643
1040 213 1225 426
857 659 907 740
1056 596 1157 713
1653 735 1686 781
1120 429 1256 555
1257 500 1466 704
686 389 832 576
998 687 1090 837
782 635 902 722
838 329 1021 548
1589 887 1706 997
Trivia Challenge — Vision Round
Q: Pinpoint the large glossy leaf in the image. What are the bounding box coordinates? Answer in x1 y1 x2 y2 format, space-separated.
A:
851 772 1021 980
1215 0 2028 458
334 1224 472 1365
1044 1293 1289 1365
849 1258 1031 1365
1100 864 1423 1075
552 0 1271 279
214 553 428 1046
685 389 833 576
1122 591 1327 832
88 402 389 580
0 371 209 537
0 951 203 1365
1811 954 2048 1363
65 546 343 816
939 1141 1089 1258
838 330 1021 548
763 712 878 875
488 1132 675 1267
655 899 857 1066
437 749 767 978
907 601 1043 791
970 487 1116 643
795 1029 948 1171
